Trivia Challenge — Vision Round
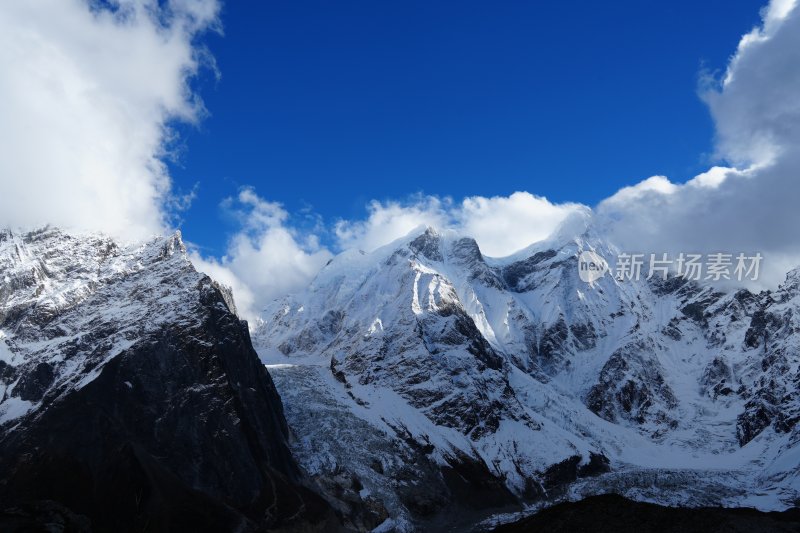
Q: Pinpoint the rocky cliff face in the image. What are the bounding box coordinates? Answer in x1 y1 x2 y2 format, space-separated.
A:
254 223 800 530
0 228 334 532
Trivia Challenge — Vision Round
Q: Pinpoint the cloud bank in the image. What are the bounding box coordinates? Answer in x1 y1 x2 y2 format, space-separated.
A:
598 0 800 286
0 0 219 240
335 192 583 257
194 189 583 320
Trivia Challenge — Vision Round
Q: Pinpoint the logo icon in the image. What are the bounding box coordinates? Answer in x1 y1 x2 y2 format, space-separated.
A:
578 251 608 283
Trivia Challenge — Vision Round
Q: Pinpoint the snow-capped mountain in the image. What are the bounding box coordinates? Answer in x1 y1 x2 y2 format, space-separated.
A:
3 223 797 531
0 227 336 531
253 216 800 530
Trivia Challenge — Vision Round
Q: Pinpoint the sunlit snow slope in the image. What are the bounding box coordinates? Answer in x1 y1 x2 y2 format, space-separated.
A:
254 216 800 528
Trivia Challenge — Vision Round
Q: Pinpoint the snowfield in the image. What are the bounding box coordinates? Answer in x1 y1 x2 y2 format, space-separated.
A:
254 218 800 526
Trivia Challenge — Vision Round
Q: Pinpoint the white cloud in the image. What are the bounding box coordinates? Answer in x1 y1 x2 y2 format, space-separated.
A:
456 192 585 257
685 166 732 189
597 176 678 208
704 0 800 166
599 0 800 287
0 0 219 240
334 196 450 253
191 188 333 321
18 0 794 317
334 193 584 257
194 190 583 320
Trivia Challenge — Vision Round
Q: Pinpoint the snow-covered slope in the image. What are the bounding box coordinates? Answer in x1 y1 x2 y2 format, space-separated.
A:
0 227 336 531
253 220 800 528
0 227 205 425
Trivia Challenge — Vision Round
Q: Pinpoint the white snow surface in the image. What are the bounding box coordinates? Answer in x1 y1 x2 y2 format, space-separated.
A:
0 227 211 428
254 224 800 523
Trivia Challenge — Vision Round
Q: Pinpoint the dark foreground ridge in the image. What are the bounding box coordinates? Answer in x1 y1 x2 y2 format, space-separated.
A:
492 494 800 533
0 229 338 532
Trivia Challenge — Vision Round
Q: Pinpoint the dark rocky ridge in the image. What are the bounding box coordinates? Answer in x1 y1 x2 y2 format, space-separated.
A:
0 229 338 532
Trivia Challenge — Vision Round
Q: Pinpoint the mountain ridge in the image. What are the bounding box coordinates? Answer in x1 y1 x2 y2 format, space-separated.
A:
254 223 800 529
0 227 338 532
2 224 798 531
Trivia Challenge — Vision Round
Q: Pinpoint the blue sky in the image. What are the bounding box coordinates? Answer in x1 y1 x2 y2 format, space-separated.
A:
4 0 798 317
170 0 764 256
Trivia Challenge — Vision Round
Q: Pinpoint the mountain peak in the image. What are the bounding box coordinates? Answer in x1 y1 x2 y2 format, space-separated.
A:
409 226 444 261
0 226 333 530
549 206 594 243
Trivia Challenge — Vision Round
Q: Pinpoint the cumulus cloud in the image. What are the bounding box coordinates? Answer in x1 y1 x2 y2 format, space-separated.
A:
334 196 450 253
705 0 800 166
335 192 584 257
194 190 583 320
0 0 219 240
191 188 333 321
599 0 800 287
457 193 585 257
